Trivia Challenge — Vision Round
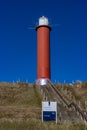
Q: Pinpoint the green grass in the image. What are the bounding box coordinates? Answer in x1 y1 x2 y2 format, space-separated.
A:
0 120 86 130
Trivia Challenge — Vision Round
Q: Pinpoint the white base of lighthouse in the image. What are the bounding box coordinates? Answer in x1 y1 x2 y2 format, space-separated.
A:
36 78 48 86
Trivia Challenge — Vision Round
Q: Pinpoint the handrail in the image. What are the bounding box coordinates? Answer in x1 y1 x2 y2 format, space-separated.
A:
48 80 87 122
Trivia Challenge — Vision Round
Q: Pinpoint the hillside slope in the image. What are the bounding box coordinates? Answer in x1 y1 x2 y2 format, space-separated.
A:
55 82 87 110
0 82 42 120
0 82 86 130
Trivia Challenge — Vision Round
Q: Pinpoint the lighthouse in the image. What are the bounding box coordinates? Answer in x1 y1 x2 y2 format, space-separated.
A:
36 16 51 85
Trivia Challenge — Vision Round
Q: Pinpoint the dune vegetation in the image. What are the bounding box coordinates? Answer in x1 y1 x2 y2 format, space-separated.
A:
0 82 86 130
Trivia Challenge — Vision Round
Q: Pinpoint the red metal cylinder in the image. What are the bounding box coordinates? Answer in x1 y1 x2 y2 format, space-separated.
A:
36 25 51 80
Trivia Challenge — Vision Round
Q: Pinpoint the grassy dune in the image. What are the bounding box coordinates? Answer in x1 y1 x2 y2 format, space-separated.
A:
0 82 86 130
55 82 87 109
0 120 86 130
0 82 42 120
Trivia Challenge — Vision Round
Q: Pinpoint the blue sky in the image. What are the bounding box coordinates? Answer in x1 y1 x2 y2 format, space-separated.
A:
0 0 87 83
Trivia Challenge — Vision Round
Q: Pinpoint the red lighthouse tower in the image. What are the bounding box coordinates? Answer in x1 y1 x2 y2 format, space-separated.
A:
36 16 51 85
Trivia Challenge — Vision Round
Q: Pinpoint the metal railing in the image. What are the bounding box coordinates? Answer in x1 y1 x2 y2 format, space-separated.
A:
48 80 87 122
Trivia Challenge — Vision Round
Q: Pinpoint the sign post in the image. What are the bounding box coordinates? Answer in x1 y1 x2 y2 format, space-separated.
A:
42 101 57 123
